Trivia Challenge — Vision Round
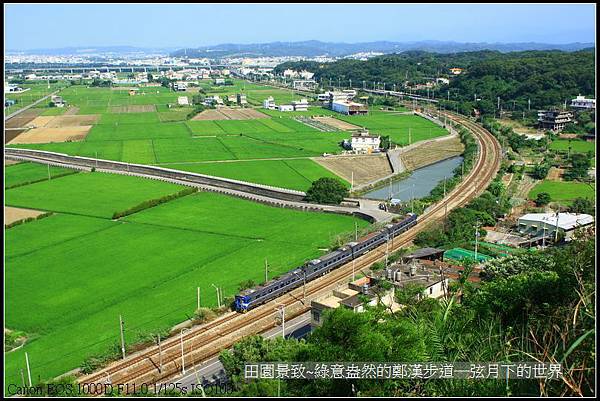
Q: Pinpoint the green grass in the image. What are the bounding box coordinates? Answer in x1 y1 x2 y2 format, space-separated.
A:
40 107 68 116
4 162 76 189
549 139 596 154
5 172 186 218
6 83 451 191
334 111 448 145
167 159 349 191
5 191 369 388
528 180 596 205
4 82 68 114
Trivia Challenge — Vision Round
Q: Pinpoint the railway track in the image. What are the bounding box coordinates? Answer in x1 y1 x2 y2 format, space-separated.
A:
78 112 501 395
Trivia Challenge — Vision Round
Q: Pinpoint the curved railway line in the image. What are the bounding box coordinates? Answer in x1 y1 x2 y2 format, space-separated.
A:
75 111 501 395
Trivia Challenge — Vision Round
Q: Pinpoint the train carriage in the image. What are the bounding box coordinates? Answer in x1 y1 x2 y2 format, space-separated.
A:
234 213 417 312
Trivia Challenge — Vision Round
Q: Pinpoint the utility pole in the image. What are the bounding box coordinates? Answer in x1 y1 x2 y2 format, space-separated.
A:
157 335 163 373
265 258 269 283
474 221 481 262
302 270 306 302
119 315 126 359
212 284 221 308
47 164 51 180
197 287 201 310
542 222 547 249
385 234 389 268
278 304 286 338
180 329 190 374
554 210 560 243
25 352 32 386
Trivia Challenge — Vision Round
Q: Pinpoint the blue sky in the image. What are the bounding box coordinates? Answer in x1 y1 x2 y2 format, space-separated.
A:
4 3 596 50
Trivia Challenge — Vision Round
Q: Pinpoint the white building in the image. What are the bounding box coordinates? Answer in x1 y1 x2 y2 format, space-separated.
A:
332 100 368 115
214 78 225 85
571 95 596 110
177 96 189 106
4 84 27 93
51 95 65 107
172 82 187 91
204 95 223 106
263 96 276 110
350 130 381 153
518 212 594 242
277 104 294 112
291 98 309 111
341 89 357 99
236 93 248 105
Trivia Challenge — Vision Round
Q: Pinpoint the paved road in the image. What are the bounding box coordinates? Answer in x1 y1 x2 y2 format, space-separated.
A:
162 311 312 391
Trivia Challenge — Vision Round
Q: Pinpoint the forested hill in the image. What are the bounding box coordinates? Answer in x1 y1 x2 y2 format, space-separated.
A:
274 49 595 110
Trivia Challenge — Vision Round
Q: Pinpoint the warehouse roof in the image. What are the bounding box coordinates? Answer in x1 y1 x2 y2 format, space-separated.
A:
519 213 594 231
404 247 445 260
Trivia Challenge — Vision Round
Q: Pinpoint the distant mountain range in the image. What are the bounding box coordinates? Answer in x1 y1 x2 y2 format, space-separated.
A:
8 40 595 57
170 40 596 58
6 46 178 56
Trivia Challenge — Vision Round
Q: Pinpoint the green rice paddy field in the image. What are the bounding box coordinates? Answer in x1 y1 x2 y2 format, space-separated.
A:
4 79 453 389
549 138 596 154
167 159 349 191
4 167 369 388
335 111 448 145
4 162 76 189
528 179 596 205
7 80 448 191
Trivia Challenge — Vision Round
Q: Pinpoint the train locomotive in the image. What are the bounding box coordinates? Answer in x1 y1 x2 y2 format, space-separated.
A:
234 213 418 312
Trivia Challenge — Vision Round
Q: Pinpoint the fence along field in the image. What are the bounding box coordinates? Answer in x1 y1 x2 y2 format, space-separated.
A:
4 188 368 388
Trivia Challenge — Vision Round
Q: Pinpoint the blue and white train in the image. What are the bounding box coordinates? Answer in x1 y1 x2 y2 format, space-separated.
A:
234 213 418 312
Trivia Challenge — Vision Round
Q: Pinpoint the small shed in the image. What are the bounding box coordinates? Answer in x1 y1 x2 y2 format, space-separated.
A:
403 247 445 262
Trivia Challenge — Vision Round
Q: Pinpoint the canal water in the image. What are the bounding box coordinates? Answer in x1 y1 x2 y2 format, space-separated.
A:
363 156 464 201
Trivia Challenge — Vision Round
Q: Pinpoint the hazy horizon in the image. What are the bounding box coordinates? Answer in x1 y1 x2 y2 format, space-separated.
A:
5 4 596 51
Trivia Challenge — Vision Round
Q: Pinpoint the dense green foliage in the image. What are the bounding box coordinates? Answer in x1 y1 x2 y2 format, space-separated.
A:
305 177 349 204
111 187 198 219
569 197 595 215
276 49 595 112
535 192 552 206
415 176 510 248
219 237 595 396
